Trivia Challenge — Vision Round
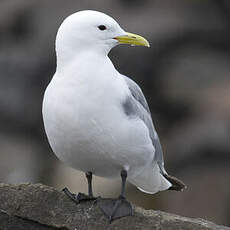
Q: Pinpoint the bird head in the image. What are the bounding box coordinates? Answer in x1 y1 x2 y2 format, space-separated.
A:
56 10 150 59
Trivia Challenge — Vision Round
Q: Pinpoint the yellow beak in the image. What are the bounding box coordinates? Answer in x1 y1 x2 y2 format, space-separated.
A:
114 32 150 47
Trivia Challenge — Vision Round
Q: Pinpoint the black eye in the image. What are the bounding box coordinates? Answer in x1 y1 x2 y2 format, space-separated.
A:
98 25 107 31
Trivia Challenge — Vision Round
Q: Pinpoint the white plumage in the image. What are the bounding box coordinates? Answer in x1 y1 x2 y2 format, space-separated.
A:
43 10 173 195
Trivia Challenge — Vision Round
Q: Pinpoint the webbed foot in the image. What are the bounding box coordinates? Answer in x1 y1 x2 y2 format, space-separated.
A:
63 187 97 204
97 196 133 222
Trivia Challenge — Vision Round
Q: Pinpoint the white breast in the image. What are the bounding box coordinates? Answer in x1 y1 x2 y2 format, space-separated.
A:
42 56 154 178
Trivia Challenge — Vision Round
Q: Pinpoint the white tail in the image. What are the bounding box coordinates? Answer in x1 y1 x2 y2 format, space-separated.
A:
128 161 172 194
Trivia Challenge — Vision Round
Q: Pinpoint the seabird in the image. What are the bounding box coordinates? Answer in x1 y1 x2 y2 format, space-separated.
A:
42 10 186 222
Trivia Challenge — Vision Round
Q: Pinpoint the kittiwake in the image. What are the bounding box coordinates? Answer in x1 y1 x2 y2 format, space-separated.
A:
42 10 186 222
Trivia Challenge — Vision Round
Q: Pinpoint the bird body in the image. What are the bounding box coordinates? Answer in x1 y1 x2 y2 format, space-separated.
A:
43 51 170 192
43 53 152 176
43 10 185 202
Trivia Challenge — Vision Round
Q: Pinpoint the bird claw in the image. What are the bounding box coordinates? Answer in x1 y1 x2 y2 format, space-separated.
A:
97 196 133 223
62 187 97 204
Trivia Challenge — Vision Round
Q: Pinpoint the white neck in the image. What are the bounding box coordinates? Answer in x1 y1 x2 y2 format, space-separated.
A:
55 32 116 74
55 46 117 82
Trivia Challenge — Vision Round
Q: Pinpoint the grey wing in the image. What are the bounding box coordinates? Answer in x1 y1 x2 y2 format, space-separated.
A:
122 75 167 175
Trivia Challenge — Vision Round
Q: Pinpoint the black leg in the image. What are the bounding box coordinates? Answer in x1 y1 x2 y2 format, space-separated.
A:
63 171 97 203
86 171 93 197
120 169 127 198
97 169 133 222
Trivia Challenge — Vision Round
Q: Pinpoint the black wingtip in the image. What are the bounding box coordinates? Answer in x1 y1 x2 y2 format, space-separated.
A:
163 174 187 191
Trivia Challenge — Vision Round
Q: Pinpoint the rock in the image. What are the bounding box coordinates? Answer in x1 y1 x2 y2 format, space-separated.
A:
0 183 228 230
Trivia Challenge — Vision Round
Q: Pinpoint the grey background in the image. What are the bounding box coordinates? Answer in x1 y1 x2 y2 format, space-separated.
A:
0 0 230 226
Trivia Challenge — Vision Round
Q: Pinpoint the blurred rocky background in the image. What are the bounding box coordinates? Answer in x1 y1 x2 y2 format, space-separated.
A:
0 0 230 227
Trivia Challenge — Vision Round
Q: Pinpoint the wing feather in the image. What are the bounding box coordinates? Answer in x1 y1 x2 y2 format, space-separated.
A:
122 75 167 174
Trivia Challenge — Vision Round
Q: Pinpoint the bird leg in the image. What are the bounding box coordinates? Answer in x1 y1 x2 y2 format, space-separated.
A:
63 171 97 204
97 169 133 222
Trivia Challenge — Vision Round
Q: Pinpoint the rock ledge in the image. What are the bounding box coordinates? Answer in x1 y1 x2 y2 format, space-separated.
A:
0 183 229 230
